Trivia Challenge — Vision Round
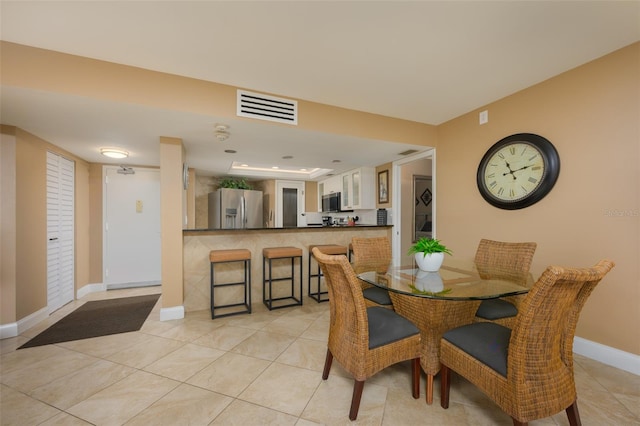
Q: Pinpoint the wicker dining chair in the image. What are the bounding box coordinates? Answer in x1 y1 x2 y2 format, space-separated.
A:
440 259 615 426
351 236 394 309
473 239 537 328
312 247 421 421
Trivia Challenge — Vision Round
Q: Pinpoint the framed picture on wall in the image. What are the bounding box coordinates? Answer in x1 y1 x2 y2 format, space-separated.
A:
378 170 389 204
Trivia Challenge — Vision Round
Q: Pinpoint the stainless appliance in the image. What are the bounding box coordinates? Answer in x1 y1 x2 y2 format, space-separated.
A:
322 215 332 226
208 188 263 229
322 192 341 212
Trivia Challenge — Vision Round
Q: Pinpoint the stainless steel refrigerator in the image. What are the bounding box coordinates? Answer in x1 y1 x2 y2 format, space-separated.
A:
208 188 263 229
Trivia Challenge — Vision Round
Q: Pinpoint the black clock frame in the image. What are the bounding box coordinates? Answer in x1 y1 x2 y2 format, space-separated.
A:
476 133 560 210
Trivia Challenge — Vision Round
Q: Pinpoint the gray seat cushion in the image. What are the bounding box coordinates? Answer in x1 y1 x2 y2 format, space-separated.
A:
475 298 518 320
363 287 393 305
442 322 511 376
367 306 419 350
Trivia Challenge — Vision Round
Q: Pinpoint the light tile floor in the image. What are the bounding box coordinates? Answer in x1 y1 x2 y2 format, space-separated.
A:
1 287 638 425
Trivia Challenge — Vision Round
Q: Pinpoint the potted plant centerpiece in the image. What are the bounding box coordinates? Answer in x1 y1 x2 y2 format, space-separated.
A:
408 237 452 272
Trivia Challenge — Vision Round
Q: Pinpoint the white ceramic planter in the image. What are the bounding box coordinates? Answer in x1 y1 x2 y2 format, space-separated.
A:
414 252 444 272
415 270 444 292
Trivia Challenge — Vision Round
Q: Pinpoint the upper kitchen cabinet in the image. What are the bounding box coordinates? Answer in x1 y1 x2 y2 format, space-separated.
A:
321 175 342 195
341 167 375 210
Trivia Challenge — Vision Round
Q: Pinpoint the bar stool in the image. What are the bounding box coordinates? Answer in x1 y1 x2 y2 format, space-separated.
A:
263 246 303 310
210 249 252 319
308 244 348 303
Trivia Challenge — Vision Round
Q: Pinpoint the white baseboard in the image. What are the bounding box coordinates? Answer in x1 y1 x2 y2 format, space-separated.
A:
574 336 640 376
0 306 49 339
0 322 18 339
107 280 161 290
160 305 184 321
76 282 106 299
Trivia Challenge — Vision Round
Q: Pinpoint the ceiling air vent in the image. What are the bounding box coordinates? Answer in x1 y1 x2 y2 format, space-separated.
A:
399 149 420 156
237 90 298 125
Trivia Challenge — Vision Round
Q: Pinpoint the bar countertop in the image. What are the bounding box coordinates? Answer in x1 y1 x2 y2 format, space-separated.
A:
183 224 391 235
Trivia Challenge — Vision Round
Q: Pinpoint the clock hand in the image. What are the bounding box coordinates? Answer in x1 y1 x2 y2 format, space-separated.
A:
512 165 531 173
502 161 517 180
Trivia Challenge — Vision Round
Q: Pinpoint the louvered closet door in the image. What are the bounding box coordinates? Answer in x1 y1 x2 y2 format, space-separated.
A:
47 151 75 312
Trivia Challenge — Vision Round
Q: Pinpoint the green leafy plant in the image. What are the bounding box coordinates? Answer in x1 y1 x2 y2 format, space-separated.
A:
409 284 452 296
407 237 452 256
218 177 253 190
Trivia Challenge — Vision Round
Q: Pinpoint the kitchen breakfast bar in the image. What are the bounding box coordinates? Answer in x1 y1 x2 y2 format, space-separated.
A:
183 225 392 313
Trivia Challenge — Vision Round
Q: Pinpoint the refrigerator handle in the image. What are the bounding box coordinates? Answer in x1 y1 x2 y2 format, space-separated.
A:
241 196 246 227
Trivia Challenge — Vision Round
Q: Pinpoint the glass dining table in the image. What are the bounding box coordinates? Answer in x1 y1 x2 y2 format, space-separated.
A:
355 258 533 404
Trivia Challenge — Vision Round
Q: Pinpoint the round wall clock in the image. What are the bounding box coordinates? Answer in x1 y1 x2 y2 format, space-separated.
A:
476 133 560 210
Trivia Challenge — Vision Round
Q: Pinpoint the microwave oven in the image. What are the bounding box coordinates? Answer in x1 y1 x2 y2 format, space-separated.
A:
322 193 341 212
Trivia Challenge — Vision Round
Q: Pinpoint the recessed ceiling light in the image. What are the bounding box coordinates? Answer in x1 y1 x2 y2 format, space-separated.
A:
224 149 237 154
332 159 341 163
282 155 293 159
100 148 129 159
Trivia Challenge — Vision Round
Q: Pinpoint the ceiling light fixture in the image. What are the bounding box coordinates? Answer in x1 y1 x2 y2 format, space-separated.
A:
214 123 230 142
100 148 129 159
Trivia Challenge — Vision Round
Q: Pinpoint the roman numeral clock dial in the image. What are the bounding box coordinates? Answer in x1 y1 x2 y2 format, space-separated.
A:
477 133 560 210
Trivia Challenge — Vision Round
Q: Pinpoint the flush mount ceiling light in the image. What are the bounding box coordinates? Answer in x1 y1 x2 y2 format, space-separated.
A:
100 148 129 159
214 123 230 142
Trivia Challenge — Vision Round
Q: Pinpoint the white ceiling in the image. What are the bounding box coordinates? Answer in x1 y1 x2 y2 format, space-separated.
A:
1 1 638 179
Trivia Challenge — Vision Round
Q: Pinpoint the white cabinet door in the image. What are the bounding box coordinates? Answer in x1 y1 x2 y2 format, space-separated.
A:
47 151 75 313
319 175 341 211
341 167 375 210
341 173 351 209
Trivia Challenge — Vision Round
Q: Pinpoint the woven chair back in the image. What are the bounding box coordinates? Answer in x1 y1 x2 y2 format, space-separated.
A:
351 237 392 264
474 239 537 286
312 247 369 362
508 259 614 419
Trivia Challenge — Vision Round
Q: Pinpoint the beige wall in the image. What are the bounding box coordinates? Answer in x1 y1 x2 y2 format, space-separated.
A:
88 164 103 283
160 137 185 309
1 125 91 321
1 40 638 358
1 130 17 324
436 42 639 354
1 41 436 147
305 181 318 212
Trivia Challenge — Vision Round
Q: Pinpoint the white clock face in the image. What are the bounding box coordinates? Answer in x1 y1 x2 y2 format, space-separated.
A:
482 142 545 202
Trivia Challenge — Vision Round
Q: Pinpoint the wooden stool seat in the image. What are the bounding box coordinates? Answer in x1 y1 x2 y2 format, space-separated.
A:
263 246 303 310
210 249 252 319
263 246 303 259
308 244 348 303
210 249 251 263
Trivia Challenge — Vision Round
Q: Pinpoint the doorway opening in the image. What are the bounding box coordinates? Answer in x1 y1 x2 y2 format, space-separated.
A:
275 180 306 227
391 149 435 265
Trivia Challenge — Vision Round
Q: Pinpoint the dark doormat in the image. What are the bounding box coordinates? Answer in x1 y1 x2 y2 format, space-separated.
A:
18 294 161 349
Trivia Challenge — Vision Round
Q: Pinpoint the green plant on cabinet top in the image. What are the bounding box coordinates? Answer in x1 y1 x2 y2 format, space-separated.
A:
218 177 253 190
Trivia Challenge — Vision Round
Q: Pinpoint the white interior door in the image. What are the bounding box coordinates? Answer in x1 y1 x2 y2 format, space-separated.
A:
47 151 74 312
104 167 161 288
275 180 306 227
